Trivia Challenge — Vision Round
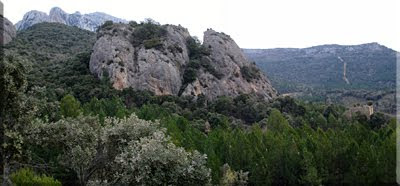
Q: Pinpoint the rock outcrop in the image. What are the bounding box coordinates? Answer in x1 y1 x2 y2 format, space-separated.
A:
15 10 50 31
90 22 277 100
15 7 126 31
181 29 277 99
1 15 17 45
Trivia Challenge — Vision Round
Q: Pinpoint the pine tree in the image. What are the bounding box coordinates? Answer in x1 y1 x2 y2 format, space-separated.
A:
60 94 81 118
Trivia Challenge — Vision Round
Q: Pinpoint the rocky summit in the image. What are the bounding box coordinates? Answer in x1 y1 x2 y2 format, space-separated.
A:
0 15 17 45
180 29 277 99
90 21 277 100
15 7 126 31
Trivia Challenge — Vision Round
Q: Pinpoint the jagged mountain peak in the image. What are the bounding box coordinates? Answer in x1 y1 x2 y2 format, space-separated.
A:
15 7 127 31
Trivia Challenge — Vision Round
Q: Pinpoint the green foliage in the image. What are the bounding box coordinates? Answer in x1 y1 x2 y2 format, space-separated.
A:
220 164 248 186
10 168 61 186
60 94 81 118
245 46 396 114
27 114 211 185
368 112 388 129
130 19 167 48
0 55 35 185
4 22 396 185
246 45 396 92
186 37 210 59
240 65 261 82
98 20 114 31
182 60 200 85
180 37 222 88
114 131 210 185
143 37 163 49
267 109 290 132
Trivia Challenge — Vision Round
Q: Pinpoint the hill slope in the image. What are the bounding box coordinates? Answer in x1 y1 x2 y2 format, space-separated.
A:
3 23 114 102
244 43 397 114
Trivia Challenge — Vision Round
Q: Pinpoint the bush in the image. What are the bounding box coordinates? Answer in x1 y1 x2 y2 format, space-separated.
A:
143 38 163 49
240 65 260 82
60 94 81 118
131 20 167 47
186 37 210 59
98 20 114 31
10 168 61 186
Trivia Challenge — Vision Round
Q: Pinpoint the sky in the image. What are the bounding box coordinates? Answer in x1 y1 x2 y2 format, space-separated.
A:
2 0 400 50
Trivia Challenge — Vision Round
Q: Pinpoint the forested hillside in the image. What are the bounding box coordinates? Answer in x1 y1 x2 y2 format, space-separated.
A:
244 44 397 114
0 22 396 185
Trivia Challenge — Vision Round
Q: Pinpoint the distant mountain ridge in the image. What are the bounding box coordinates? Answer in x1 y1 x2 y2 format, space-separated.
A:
15 7 127 31
244 43 397 114
244 42 396 92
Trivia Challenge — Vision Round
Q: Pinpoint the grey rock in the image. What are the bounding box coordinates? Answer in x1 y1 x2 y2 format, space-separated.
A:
15 10 50 30
181 29 277 100
90 24 190 95
49 7 68 24
15 7 127 31
1 15 17 45
90 24 277 100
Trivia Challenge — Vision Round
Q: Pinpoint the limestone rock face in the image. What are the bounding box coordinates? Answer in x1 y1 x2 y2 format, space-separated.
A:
15 10 51 31
49 7 68 24
90 24 190 95
1 16 17 45
181 29 277 100
90 24 277 100
15 7 126 31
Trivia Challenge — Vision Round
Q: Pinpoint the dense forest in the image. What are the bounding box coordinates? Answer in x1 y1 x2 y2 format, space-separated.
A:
0 22 396 185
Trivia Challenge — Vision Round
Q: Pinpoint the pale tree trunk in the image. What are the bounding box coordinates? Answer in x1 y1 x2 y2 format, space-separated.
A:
2 158 12 186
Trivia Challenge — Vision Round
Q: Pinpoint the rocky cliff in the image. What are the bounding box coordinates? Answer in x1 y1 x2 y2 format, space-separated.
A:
90 22 277 100
15 7 126 31
180 29 277 99
1 15 17 45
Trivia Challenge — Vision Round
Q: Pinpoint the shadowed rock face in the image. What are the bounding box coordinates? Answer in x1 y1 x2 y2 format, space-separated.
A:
15 7 126 31
1 15 17 45
90 23 277 100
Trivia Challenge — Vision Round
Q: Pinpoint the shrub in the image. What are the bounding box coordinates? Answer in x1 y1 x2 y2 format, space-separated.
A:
60 94 81 118
186 37 210 60
10 168 61 186
131 20 167 47
143 38 163 49
98 20 114 31
240 65 260 82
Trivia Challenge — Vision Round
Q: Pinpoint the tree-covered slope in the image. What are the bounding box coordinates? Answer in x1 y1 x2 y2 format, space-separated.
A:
244 43 396 92
244 43 397 114
2 23 118 102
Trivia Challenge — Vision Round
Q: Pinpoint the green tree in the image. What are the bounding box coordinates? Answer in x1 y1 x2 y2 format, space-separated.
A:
10 168 61 186
327 114 338 128
28 114 211 185
315 114 327 129
0 55 32 185
60 94 81 118
113 131 210 185
267 109 290 132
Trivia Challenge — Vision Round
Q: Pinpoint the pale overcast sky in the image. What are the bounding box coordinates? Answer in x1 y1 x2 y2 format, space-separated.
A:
2 0 399 50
